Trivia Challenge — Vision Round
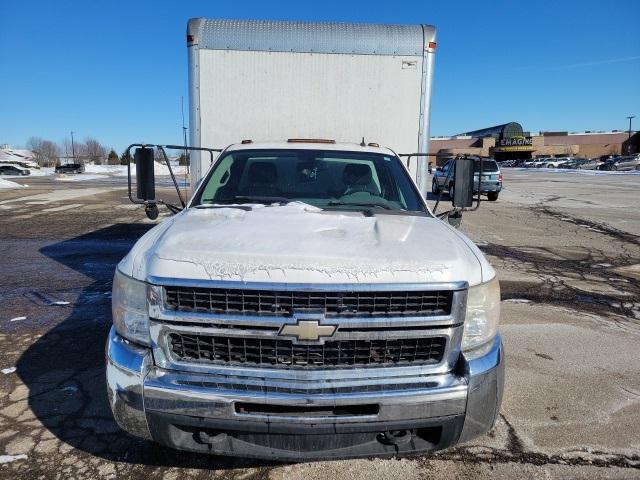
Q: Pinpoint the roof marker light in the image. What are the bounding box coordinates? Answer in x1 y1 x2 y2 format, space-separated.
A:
287 139 336 144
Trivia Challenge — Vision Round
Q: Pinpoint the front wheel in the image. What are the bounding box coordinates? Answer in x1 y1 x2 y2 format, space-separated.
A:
432 179 441 195
487 192 499 201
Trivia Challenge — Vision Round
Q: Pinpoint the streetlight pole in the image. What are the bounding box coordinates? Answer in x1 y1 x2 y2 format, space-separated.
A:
70 131 75 163
626 116 635 154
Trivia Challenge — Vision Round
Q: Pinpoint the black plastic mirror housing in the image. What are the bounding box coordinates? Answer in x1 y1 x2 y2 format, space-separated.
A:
134 147 156 201
452 158 474 208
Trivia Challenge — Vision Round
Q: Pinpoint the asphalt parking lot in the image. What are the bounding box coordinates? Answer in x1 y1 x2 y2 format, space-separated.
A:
0 170 639 479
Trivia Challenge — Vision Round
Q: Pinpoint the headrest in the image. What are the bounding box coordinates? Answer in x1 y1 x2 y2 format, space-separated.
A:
342 164 373 185
248 162 277 184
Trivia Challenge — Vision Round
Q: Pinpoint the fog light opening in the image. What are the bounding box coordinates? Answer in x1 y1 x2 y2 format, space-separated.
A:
377 430 412 446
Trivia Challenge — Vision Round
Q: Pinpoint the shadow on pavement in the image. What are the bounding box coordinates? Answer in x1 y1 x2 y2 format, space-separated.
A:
16 223 276 470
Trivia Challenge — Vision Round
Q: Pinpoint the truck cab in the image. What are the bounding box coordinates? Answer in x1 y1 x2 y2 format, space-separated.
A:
106 19 503 461
107 140 503 460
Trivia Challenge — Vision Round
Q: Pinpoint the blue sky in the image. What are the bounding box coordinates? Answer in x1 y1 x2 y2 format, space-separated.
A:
1 0 638 152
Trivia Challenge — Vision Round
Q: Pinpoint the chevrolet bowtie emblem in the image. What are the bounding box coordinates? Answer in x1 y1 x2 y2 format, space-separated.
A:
279 320 337 342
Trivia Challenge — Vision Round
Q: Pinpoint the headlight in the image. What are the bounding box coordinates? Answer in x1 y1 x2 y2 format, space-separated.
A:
462 276 500 352
112 269 150 346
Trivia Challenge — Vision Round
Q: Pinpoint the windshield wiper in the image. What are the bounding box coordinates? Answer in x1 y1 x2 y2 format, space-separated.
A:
327 200 392 210
228 195 292 205
194 204 252 211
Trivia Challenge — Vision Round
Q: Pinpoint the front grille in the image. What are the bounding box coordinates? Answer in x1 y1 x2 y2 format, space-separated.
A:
168 333 446 368
164 287 452 317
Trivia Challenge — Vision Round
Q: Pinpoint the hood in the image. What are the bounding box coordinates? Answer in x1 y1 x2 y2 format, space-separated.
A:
119 203 493 286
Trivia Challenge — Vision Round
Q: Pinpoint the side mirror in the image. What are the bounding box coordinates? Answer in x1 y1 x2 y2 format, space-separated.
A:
134 147 156 201
452 157 474 208
436 166 443 172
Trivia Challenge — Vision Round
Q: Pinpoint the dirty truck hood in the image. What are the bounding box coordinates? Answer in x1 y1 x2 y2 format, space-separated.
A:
119 203 494 285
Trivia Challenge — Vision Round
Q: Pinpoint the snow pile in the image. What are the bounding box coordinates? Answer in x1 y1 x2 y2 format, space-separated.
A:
0 148 38 169
0 178 24 189
84 164 128 175
0 454 27 464
513 167 640 176
27 167 54 177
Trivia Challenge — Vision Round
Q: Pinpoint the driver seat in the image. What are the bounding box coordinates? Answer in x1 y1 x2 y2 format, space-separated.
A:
246 162 280 197
342 164 380 196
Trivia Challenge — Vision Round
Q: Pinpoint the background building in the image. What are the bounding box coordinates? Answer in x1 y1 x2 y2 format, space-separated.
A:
430 122 635 163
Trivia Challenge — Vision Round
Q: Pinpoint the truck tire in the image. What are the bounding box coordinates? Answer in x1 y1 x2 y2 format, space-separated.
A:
487 192 499 201
431 179 441 195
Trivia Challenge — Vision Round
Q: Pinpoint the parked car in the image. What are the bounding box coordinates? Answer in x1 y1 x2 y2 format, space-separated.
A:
55 162 85 174
539 157 571 168
522 158 549 168
557 157 589 169
432 157 502 201
0 163 31 176
597 156 622 170
576 158 603 170
601 156 640 171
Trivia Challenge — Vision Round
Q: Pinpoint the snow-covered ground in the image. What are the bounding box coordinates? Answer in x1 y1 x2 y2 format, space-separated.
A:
0 163 187 184
0 178 25 189
83 163 187 177
508 167 640 176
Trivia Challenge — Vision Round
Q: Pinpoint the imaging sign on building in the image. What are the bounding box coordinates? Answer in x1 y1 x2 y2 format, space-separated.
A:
495 136 534 152
498 137 533 147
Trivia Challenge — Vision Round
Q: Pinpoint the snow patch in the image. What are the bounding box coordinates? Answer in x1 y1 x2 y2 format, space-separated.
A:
0 454 27 464
55 174 109 182
0 178 24 189
9 316 26 322
0 187 111 205
1 367 16 374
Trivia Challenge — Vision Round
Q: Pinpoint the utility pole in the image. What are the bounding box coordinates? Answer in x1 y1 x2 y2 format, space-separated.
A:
626 116 635 154
70 131 76 163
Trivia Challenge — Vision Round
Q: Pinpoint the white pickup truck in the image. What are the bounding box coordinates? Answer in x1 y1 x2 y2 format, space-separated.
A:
106 19 504 461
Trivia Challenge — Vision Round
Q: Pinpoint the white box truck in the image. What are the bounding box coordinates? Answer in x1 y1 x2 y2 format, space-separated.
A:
107 18 504 461
187 18 436 193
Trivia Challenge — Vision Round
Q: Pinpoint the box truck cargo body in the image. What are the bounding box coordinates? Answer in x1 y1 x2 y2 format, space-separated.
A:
187 18 436 193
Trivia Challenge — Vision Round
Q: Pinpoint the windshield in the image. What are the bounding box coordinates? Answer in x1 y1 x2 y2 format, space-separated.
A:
192 149 426 214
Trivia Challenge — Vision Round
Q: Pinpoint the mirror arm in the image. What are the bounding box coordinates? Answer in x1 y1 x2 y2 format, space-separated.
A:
157 146 186 208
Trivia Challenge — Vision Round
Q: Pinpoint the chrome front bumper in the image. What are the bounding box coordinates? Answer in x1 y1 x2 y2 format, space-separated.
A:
106 327 504 460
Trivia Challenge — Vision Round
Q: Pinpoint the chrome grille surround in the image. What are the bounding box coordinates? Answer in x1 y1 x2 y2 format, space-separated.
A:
147 277 467 380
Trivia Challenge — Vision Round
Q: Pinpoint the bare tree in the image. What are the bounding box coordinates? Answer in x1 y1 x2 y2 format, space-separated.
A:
85 137 106 164
26 137 60 167
25 137 44 163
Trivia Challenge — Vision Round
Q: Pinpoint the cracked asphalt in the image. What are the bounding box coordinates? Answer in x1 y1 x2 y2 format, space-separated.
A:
0 170 639 479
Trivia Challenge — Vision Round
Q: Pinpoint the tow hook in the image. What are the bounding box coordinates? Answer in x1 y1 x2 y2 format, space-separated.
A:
377 430 413 446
